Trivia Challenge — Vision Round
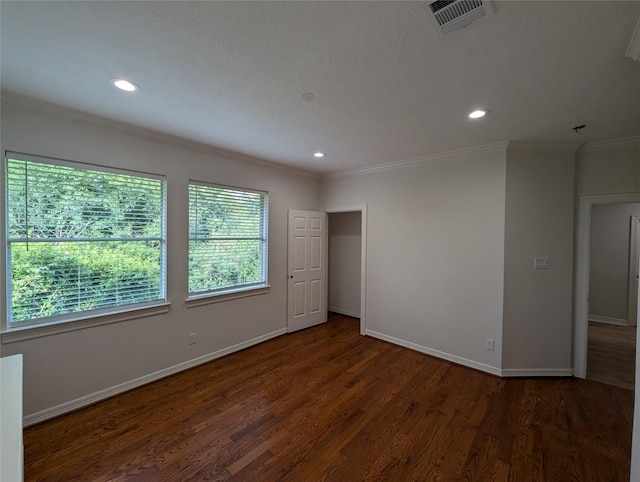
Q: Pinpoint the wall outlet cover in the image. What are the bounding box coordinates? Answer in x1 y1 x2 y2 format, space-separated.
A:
534 257 550 269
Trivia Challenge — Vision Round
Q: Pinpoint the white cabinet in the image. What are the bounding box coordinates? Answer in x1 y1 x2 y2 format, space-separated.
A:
1 354 23 482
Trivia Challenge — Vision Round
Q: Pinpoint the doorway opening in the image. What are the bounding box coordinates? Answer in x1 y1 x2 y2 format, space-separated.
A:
586 203 640 389
325 205 367 336
574 194 640 383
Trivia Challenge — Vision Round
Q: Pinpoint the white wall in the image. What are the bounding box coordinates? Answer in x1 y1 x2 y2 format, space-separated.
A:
589 203 640 323
576 137 640 195
328 211 361 318
0 99 320 419
320 145 508 373
501 144 575 373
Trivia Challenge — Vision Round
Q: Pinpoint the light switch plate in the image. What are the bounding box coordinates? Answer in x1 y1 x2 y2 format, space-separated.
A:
534 257 550 269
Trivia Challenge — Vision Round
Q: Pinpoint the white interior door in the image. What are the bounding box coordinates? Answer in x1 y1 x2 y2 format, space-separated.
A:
287 210 327 332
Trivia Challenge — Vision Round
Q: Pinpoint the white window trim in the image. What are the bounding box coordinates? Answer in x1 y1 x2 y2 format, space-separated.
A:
188 180 269 299
3 151 168 331
1 302 170 343
185 285 270 308
5 151 166 180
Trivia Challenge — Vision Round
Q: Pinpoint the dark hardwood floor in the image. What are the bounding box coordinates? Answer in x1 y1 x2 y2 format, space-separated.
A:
587 320 636 391
24 315 633 481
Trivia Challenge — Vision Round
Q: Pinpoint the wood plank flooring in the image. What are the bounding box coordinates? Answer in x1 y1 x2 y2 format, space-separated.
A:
587 321 636 391
24 315 634 481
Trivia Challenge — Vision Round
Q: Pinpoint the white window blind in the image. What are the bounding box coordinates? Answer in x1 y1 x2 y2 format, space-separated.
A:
189 181 268 296
5 153 167 327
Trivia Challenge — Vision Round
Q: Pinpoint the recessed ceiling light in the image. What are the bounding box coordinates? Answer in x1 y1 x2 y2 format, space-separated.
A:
110 78 139 92
468 109 489 119
314 152 325 158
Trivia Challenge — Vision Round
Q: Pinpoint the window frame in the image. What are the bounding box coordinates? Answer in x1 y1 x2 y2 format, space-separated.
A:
187 180 269 303
2 151 168 338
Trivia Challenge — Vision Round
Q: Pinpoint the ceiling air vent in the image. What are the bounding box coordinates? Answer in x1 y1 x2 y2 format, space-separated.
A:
425 0 492 34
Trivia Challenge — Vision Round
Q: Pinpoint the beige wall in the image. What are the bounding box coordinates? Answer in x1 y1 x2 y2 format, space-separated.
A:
501 144 576 372
321 145 508 373
0 101 320 418
321 143 578 375
576 137 640 195
328 212 361 318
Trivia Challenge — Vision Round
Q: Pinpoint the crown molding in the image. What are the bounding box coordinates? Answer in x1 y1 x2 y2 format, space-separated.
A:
324 140 509 179
578 135 640 154
626 16 640 62
507 141 579 153
0 92 319 179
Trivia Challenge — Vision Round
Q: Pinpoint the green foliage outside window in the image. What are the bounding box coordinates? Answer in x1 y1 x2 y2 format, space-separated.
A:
188 183 267 295
10 241 161 321
5 156 268 325
6 156 166 324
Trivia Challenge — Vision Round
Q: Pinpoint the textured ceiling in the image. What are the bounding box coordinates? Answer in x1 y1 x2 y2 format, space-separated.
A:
1 1 639 174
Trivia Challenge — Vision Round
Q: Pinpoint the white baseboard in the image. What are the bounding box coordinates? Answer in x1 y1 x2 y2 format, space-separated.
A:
501 368 573 377
589 315 629 326
365 329 502 377
23 327 287 427
364 330 573 378
329 307 360 318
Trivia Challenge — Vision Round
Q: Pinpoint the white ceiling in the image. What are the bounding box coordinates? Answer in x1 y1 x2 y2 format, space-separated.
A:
1 1 639 175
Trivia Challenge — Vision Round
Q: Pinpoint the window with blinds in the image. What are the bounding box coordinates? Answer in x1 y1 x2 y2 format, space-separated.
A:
5 153 167 327
189 181 268 297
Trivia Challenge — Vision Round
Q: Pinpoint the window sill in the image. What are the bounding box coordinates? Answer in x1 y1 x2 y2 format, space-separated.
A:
186 285 270 308
1 303 171 344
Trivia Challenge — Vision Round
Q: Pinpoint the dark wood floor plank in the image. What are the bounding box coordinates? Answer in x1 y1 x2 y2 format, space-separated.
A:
23 315 634 481
587 320 636 391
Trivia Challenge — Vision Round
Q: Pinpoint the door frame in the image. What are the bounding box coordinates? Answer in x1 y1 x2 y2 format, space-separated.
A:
322 204 367 336
573 192 640 378
628 216 640 326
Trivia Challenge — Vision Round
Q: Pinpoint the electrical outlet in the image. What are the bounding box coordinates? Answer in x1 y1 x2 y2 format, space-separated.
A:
486 338 495 351
534 257 550 269
189 333 197 345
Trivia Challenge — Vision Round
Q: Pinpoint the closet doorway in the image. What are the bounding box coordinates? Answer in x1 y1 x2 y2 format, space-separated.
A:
325 205 367 335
